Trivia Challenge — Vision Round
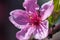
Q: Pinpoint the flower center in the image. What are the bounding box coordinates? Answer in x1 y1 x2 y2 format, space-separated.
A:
31 17 40 26
29 11 41 26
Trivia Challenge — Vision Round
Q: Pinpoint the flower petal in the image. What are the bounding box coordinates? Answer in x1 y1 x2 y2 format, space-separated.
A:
33 20 48 39
16 25 35 40
40 0 54 20
9 9 29 29
23 0 39 13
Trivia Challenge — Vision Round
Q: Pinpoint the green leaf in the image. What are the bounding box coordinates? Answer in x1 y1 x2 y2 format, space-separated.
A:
48 15 54 27
54 0 60 12
48 11 60 27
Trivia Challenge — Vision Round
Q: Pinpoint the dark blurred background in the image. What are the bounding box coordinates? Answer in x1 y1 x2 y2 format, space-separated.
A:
0 0 24 40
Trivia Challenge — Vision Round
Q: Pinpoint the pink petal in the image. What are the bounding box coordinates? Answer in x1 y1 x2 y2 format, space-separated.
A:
16 25 35 40
33 20 48 39
9 9 30 29
23 0 39 13
40 0 54 20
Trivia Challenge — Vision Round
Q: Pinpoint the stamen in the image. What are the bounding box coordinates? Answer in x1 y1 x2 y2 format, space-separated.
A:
29 11 42 26
30 16 32 19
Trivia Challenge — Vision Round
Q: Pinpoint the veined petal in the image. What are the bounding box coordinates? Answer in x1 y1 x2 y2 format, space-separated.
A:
9 9 29 29
23 0 39 13
16 25 35 40
40 0 54 20
33 20 48 39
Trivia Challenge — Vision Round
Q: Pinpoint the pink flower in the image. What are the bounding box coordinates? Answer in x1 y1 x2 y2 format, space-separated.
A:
9 0 54 40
